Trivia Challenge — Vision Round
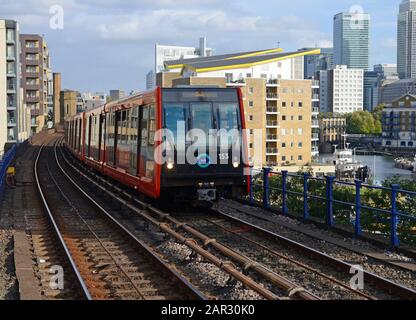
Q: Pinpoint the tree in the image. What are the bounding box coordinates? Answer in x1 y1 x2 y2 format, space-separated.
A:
346 109 383 135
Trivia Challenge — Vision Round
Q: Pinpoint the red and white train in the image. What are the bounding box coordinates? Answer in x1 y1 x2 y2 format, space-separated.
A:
65 87 249 203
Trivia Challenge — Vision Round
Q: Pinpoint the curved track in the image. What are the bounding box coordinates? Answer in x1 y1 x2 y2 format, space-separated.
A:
35 139 206 300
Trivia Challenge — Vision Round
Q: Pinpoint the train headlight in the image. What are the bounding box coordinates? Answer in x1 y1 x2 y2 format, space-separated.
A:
233 162 240 168
167 163 174 170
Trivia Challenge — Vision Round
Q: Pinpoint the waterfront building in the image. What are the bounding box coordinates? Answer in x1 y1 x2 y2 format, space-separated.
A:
0 19 22 155
158 47 321 167
318 65 364 114
379 79 416 104
319 115 347 153
109 89 125 101
303 47 334 79
20 34 51 134
398 0 416 79
334 12 370 70
146 37 213 89
382 94 416 149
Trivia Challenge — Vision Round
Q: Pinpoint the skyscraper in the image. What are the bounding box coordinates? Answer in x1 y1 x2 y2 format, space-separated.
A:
334 12 370 70
398 0 416 79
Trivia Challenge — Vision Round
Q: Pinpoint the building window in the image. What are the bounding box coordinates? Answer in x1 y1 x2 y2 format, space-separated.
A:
282 102 287 107
282 143 286 148
299 102 303 107
298 142 303 148
298 155 303 161
282 156 286 161
261 74 267 79
249 143 253 148
282 116 286 121
298 116 303 121
249 87 254 94
249 101 254 107
246 73 252 78
298 128 303 135
249 115 253 121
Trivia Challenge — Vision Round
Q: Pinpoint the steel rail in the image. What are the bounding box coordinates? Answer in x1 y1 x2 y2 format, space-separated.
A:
35 143 92 300
53 139 207 300
210 207 416 300
59 144 319 300
201 217 376 300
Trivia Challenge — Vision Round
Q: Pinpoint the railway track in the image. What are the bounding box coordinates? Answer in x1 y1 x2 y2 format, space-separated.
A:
58 139 416 300
35 139 205 300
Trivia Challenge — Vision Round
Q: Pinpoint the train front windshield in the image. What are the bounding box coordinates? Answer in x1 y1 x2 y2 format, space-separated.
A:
162 88 241 148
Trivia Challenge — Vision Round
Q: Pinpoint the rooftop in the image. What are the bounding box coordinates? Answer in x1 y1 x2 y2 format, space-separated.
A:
165 48 320 73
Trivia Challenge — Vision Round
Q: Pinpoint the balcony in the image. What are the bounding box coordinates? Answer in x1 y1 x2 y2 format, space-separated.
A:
266 93 279 101
226 79 246 87
312 107 319 114
31 121 39 128
26 59 40 66
312 147 320 157
312 120 319 128
7 118 17 127
266 135 279 142
312 80 320 88
266 120 279 128
26 96 40 103
312 94 320 101
266 148 279 155
312 133 319 141
266 107 279 114
7 84 16 93
6 55 15 61
31 109 41 116
266 79 280 87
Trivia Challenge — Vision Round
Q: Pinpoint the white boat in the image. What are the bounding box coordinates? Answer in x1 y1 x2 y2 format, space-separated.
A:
327 137 369 181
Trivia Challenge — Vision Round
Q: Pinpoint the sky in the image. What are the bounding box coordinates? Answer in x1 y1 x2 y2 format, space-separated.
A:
0 0 401 94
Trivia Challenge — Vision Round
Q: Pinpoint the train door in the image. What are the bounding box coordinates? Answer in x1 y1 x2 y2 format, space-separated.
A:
128 107 139 176
86 116 92 157
106 112 116 166
138 106 148 178
98 114 105 162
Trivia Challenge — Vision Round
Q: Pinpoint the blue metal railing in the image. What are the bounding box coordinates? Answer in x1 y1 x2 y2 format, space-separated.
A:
0 145 17 202
248 167 416 248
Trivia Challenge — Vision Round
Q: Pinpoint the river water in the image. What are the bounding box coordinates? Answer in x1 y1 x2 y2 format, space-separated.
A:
319 154 413 185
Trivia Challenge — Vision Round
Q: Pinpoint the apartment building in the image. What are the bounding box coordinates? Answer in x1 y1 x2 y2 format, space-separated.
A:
318 65 364 114
319 116 347 153
20 34 51 134
158 48 320 168
0 19 21 155
382 94 416 149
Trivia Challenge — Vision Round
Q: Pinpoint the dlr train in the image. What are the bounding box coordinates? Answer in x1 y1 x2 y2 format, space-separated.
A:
65 87 249 204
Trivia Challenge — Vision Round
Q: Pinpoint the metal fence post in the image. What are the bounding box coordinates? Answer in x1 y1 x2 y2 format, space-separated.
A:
390 184 400 247
326 176 335 227
249 166 254 205
354 180 362 237
263 167 271 209
303 173 309 220
282 170 289 215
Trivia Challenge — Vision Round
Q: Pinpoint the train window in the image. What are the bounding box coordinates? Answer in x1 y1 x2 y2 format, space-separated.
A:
164 103 186 144
190 103 213 147
217 103 240 131
146 104 156 179
86 116 91 157
191 103 213 134
78 118 82 152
